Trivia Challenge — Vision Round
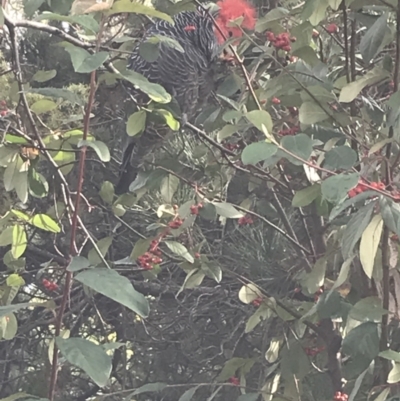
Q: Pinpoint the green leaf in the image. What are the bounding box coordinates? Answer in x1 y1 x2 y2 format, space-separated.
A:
78 140 110 162
32 69 57 83
179 270 205 292
120 71 171 103
56 337 112 388
245 110 273 136
35 12 99 33
130 238 152 261
360 13 389 64
324 146 357 170
139 41 159 62
165 241 194 263
30 99 57 114
108 0 174 24
281 134 312 166
0 227 13 246
292 184 321 207
380 349 400 363
321 172 359 204
12 225 26 259
27 88 84 105
281 341 310 382
178 387 199 401
245 304 271 333
71 0 113 14
67 256 91 272
62 44 109 73
6 273 25 287
24 0 45 16
217 124 239 142
380 197 400 238
75 268 150 317
342 322 380 360
28 214 60 233
339 67 390 103
301 257 326 294
359 214 383 279
126 111 147 137
155 109 180 131
131 383 167 396
217 357 253 381
51 142 75 175
147 34 185 53
3 312 18 340
329 190 377 221
213 202 244 218
87 237 113 266
299 101 329 125
201 261 222 283
241 142 278 165
349 297 387 323
11 210 30 222
99 181 114 204
341 202 375 259
160 174 179 204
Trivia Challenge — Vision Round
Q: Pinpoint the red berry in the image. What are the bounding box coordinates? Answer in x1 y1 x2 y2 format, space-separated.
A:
0 110 7 116
271 97 281 105
282 45 292 52
348 189 357 198
326 23 338 34
266 31 275 41
228 376 240 386
195 252 200 259
190 205 199 215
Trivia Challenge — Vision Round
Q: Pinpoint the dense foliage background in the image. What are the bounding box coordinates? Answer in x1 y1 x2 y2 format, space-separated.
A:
0 0 399 400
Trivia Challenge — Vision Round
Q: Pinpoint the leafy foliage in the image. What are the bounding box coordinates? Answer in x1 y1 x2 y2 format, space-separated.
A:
1 0 400 400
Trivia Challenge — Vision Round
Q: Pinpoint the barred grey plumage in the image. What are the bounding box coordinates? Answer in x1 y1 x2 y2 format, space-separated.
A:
116 0 256 194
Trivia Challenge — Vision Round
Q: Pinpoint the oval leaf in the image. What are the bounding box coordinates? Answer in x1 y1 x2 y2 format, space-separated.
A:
75 268 150 317
56 337 112 387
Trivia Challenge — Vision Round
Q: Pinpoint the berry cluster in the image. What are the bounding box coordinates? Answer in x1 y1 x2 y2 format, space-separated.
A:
238 215 254 226
348 180 385 198
278 126 299 136
137 240 163 270
190 203 203 215
0 100 9 117
252 297 263 307
333 391 348 401
305 346 325 356
266 31 296 52
228 377 240 386
42 279 58 291
168 217 184 229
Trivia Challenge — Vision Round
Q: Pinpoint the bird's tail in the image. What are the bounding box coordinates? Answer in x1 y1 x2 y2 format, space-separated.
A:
115 125 167 195
115 140 138 195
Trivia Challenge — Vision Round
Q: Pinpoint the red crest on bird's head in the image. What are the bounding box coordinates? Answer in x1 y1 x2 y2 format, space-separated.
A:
214 0 256 44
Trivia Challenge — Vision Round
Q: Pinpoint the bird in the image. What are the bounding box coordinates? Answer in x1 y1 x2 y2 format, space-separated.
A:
115 0 256 194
